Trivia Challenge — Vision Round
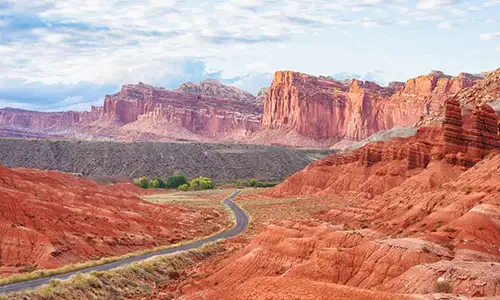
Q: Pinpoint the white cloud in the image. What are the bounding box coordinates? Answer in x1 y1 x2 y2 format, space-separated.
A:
438 21 453 28
416 0 456 10
480 32 500 40
467 5 481 11
450 8 467 15
361 21 379 28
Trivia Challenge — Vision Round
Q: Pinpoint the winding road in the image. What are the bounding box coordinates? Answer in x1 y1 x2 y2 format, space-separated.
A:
0 191 248 295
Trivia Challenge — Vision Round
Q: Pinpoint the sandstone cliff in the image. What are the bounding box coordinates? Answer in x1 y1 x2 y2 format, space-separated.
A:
261 70 483 142
418 68 500 126
0 81 262 141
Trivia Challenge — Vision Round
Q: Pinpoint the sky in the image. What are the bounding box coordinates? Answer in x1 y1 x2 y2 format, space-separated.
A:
0 0 499 111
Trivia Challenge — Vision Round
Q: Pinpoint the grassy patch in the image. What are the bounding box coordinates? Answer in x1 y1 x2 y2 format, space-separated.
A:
1 243 222 300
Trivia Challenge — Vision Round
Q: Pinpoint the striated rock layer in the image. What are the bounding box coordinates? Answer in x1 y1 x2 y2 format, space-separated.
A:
0 81 262 142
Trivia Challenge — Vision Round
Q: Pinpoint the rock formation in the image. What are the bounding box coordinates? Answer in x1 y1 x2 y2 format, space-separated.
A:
175 79 257 104
0 81 262 141
442 98 500 166
419 68 500 127
0 69 493 146
261 70 483 142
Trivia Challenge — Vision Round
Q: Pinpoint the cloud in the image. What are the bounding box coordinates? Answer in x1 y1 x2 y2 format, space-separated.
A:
438 21 453 28
229 72 274 94
416 0 457 10
480 32 500 40
450 8 467 15
0 0 496 112
0 79 119 111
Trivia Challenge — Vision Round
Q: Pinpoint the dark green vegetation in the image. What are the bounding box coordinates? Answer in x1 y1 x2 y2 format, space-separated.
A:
0 138 334 183
133 175 213 191
235 178 280 188
133 175 188 189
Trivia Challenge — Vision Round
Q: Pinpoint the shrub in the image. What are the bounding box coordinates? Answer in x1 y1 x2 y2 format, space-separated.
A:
150 177 166 188
147 178 162 189
177 184 189 191
249 178 257 187
435 280 452 293
133 176 149 189
188 176 214 190
166 175 188 189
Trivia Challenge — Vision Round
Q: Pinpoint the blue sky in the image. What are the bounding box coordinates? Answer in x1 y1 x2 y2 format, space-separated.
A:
0 0 499 111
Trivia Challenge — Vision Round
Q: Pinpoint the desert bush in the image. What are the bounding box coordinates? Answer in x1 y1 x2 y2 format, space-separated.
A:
177 184 189 191
188 176 214 191
151 177 166 188
133 176 149 189
166 174 188 189
435 280 452 293
235 179 279 188
147 178 161 189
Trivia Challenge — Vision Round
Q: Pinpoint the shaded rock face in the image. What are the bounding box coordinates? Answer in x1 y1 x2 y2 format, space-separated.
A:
261 70 482 141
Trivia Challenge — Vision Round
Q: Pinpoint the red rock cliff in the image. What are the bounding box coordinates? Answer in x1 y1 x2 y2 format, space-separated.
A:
0 81 261 139
262 70 483 141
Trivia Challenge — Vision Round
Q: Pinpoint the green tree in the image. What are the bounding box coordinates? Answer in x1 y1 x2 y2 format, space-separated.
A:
166 174 188 189
148 178 162 189
249 178 257 187
133 176 149 189
177 184 189 191
189 176 214 190
150 177 166 188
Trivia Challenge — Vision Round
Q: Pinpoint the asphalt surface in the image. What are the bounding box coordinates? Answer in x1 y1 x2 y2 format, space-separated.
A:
0 191 247 295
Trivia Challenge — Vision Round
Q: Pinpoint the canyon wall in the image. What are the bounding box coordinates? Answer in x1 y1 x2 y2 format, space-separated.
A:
0 70 494 146
261 70 483 141
0 81 262 141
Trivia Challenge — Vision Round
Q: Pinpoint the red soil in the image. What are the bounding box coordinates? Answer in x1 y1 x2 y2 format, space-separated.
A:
0 166 226 278
176 133 500 299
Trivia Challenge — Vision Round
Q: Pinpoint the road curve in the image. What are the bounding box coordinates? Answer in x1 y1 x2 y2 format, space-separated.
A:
0 191 247 295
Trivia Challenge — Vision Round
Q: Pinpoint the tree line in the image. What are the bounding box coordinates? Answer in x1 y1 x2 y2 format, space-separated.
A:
133 175 214 191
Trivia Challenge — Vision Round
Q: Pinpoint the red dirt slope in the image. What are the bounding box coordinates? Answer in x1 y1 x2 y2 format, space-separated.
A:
176 101 500 299
0 166 225 278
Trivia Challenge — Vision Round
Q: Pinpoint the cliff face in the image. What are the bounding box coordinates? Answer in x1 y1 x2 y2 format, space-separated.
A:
0 81 262 140
261 70 483 141
418 68 500 127
0 108 83 131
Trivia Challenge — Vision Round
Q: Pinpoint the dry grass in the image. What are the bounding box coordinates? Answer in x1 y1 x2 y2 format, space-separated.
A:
236 193 342 230
1 243 223 300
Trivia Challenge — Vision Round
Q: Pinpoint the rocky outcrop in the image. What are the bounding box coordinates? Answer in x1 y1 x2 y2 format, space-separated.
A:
419 68 500 127
261 70 483 142
442 98 466 154
176 79 257 104
442 99 500 166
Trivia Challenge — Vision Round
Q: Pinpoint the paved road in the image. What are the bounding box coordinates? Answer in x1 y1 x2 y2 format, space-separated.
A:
0 191 247 295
